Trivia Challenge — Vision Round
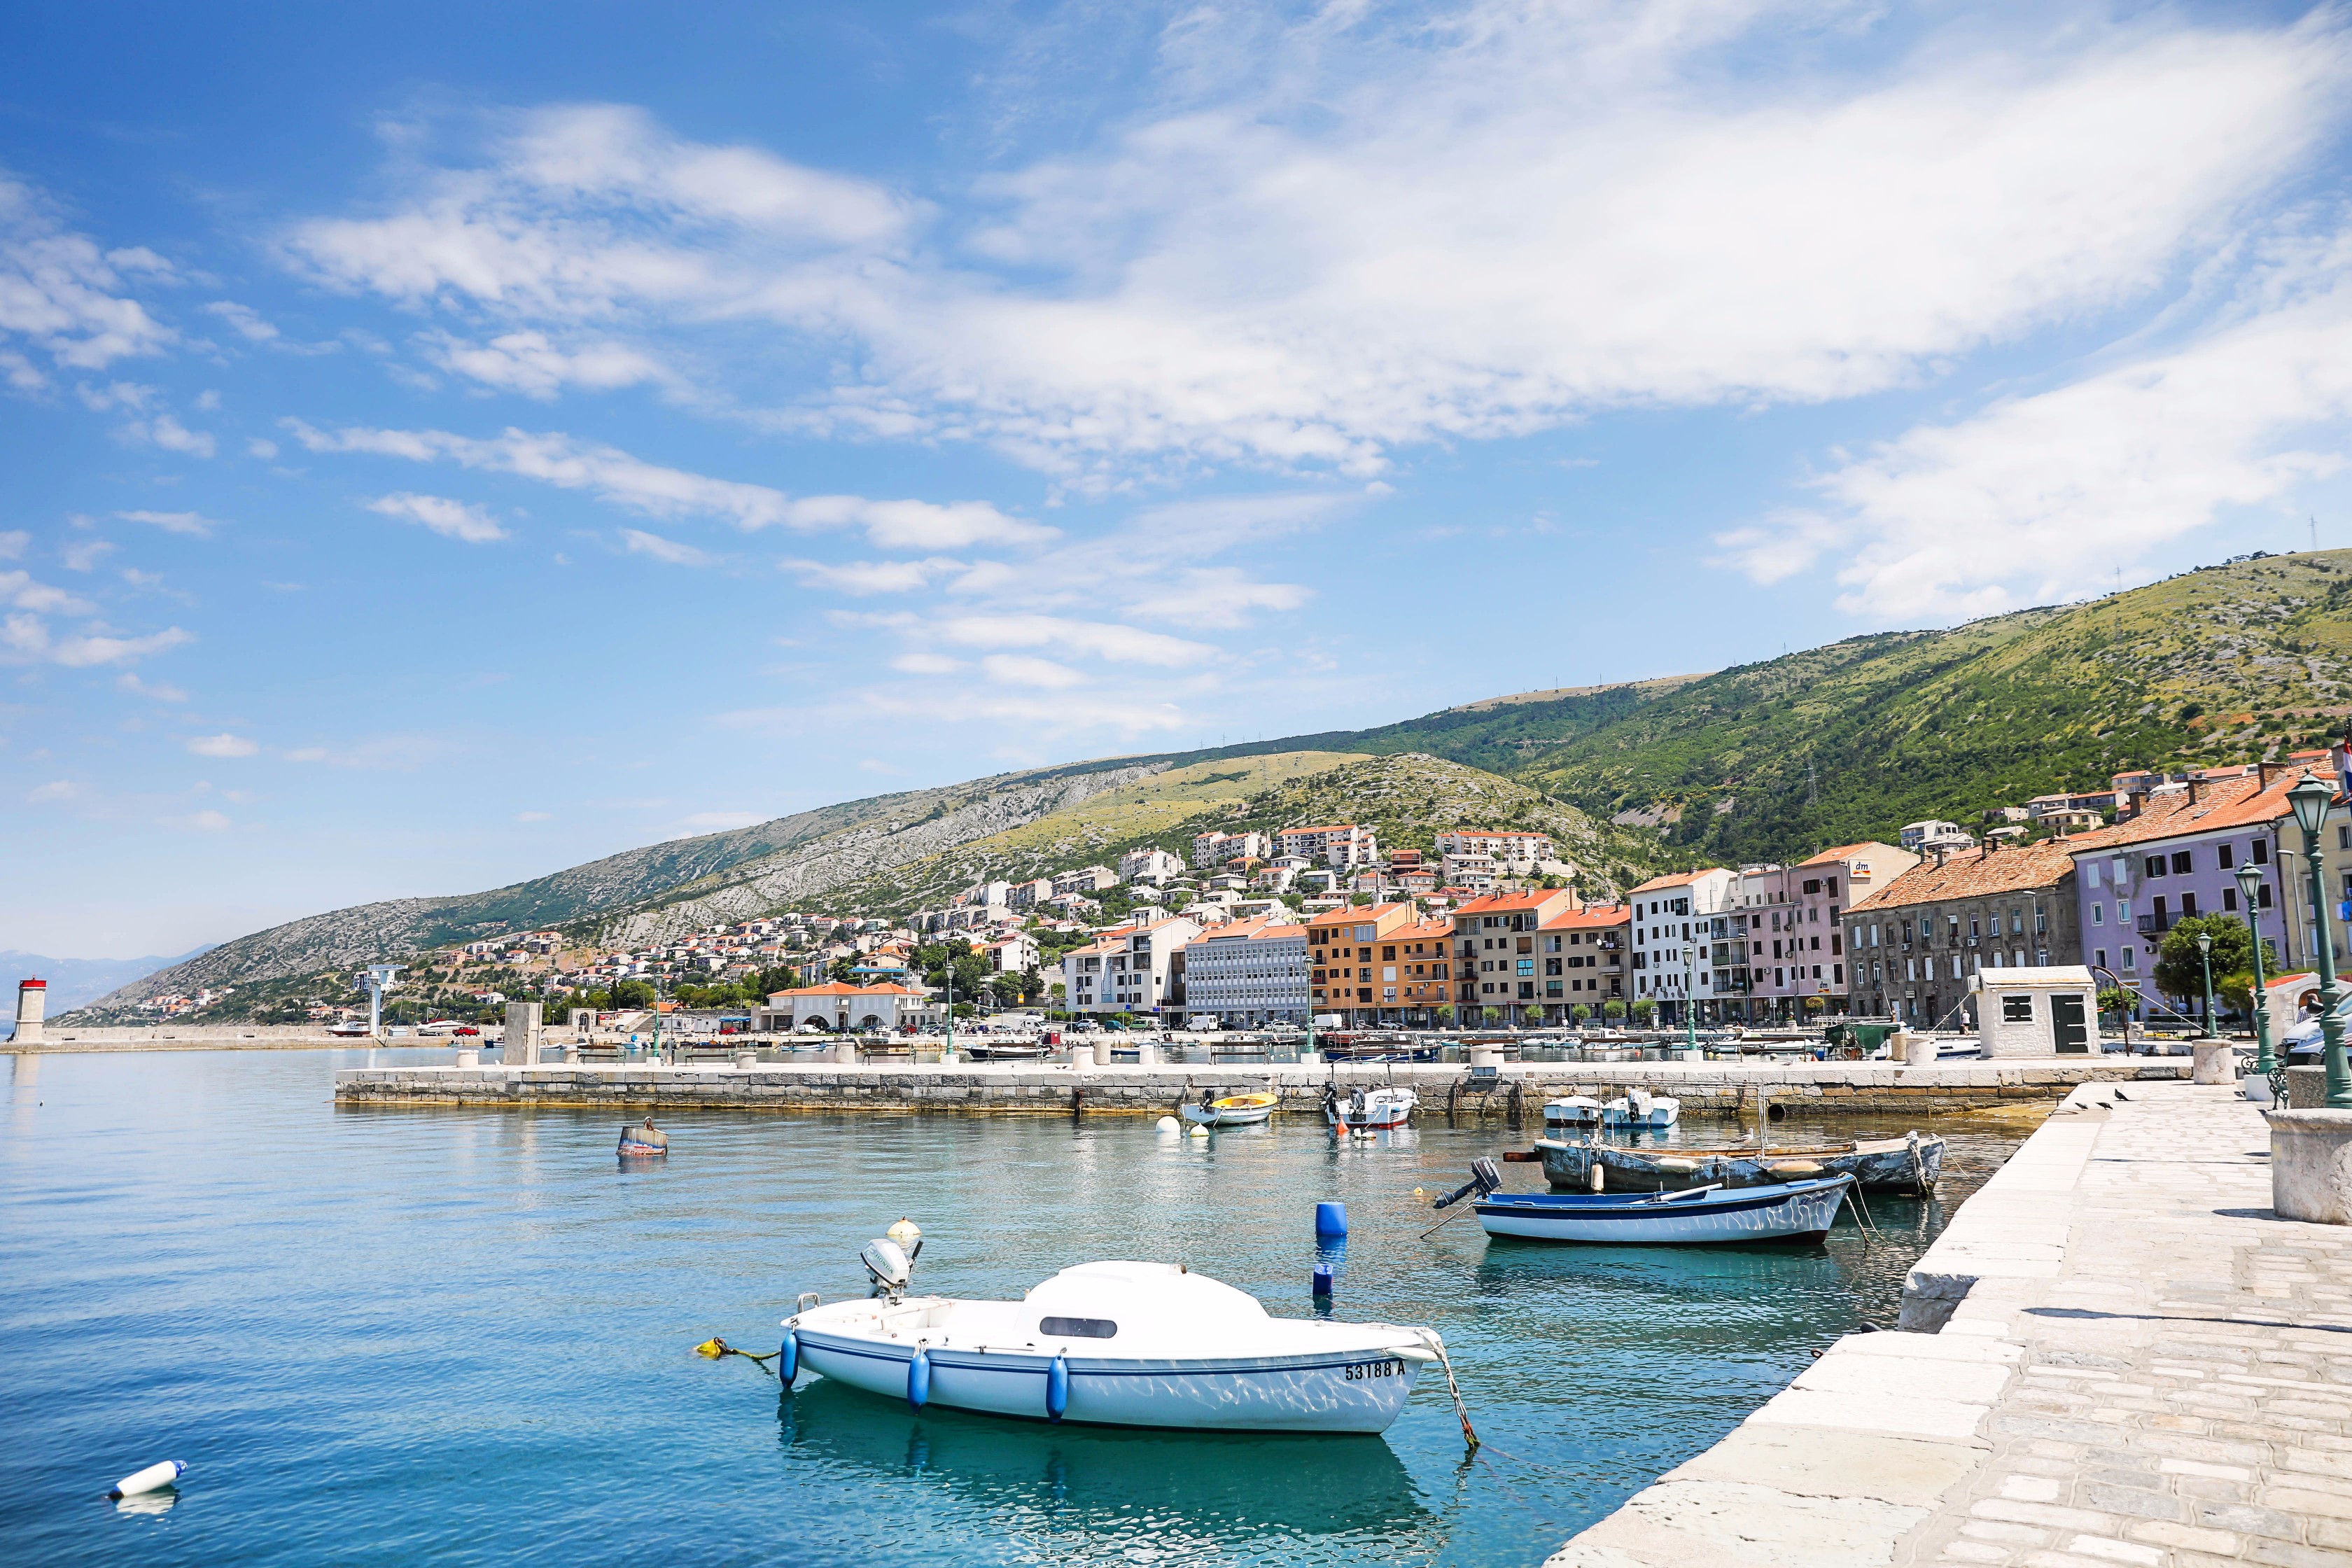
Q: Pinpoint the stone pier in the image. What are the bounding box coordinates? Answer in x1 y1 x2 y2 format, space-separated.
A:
1546 1080 2352 1568
328 1057 2190 1116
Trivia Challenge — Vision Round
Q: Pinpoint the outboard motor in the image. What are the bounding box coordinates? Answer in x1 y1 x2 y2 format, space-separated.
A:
862 1237 915 1301
1431 1156 1504 1210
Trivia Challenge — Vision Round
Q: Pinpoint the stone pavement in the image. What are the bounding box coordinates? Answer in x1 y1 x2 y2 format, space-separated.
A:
1546 1081 2352 1568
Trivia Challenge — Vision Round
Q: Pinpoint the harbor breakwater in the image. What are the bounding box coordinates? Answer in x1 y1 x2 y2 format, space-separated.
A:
331 1058 2190 1115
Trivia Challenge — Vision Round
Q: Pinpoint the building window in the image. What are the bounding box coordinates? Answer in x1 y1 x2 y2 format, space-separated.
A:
2145 855 2166 878
2218 843 2234 869
2253 839 2269 865
2094 948 2106 967
2092 903 2104 925
2122 946 2136 971
2002 995 2032 1023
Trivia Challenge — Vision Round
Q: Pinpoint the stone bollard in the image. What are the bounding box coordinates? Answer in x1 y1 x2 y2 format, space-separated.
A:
2289 1066 2328 1110
1898 1030 1936 1067
1299 1050 1321 1066
735 1049 756 1070
1070 1044 1097 1070
1469 1044 1502 1070
2268 1108 2352 1223
1133 1040 1158 1067
833 1040 858 1065
456 1048 480 1068
2191 1040 2236 1085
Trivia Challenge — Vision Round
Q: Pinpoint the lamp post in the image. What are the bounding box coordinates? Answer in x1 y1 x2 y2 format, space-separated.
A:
2195 932 2216 1036
2288 769 2352 1110
2238 860 2274 1075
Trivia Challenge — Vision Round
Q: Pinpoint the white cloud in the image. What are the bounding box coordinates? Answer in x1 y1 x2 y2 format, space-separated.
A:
60 539 115 570
888 651 965 676
125 414 216 458
27 779 76 802
169 808 233 832
283 416 1034 547
516 809 552 822
366 491 509 544
0 569 93 615
935 613 1214 667
621 528 713 566
419 329 668 398
186 733 258 758
118 672 188 701
680 809 766 831
1126 567 1308 629
981 653 1086 689
0 176 175 377
783 556 960 595
0 615 192 667
275 14 2351 480
204 300 279 342
116 509 216 536
1725 260 2352 619
0 528 24 559
246 437 279 459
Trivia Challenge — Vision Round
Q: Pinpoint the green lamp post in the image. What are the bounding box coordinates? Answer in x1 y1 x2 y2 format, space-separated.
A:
2238 860 2274 1076
2287 769 2352 1110
2195 932 2216 1037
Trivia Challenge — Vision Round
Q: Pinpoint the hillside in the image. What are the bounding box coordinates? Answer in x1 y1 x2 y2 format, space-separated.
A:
65 547 2346 1021
811 750 1667 917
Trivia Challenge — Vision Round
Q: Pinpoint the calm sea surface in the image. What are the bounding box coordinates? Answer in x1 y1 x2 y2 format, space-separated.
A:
2 1050 2026 1567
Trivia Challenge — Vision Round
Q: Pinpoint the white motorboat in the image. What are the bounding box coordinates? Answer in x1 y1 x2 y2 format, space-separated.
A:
326 1020 374 1038
1325 1082 1417 1131
1468 1175 1854 1245
1602 1088 1679 1128
785 1242 1444 1434
1180 1091 1278 1127
1542 1095 1605 1127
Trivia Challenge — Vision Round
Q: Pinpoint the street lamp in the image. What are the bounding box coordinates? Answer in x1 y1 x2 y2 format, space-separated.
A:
2238 860 2274 1075
2194 932 2216 1036
2288 769 2352 1110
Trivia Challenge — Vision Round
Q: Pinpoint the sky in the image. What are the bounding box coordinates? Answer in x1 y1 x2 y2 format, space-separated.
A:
1 0 2344 958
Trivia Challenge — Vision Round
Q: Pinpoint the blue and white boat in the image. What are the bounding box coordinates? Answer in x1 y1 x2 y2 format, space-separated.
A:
785 1247 1444 1434
1471 1175 1853 1245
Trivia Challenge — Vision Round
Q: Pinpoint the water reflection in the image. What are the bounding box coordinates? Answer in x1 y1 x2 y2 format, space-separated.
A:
779 1379 1434 1551
112 1489 178 1517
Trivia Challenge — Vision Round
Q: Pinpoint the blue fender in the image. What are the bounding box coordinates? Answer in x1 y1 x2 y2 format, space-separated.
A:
1046 1353 1069 1422
908 1348 930 1409
778 1329 798 1385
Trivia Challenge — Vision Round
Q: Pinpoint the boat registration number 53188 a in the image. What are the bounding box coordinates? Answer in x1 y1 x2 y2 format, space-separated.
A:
1344 1359 1405 1380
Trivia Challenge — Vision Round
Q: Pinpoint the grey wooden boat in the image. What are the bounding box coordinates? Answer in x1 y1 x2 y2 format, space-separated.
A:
1536 1130 1942 1195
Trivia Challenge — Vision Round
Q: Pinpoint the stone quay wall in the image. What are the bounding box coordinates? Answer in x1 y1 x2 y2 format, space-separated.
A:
6 1025 358 1051
331 1058 2190 1116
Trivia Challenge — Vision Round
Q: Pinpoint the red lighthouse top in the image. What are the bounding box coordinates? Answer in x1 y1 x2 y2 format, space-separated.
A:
20 978 45 988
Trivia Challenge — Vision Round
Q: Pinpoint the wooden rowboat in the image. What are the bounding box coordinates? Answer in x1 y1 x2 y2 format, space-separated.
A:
1536 1131 1942 1194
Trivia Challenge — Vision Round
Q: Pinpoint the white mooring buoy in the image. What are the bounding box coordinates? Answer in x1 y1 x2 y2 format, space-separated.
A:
1156 1116 1180 1133
108 1460 184 1499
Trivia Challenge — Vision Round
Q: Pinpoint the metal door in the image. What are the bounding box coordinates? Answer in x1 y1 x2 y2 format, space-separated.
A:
2051 994 2088 1054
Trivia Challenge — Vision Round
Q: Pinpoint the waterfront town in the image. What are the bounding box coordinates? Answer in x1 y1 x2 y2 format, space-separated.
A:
139 750 2338 1042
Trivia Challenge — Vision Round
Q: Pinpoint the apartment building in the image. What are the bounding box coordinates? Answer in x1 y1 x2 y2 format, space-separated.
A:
2066 769 2294 992
981 930 1041 975
1626 869 1738 1025
1452 888 1584 1025
1052 864 1119 896
1278 823 1379 870
1847 839 2080 1028
1439 851 1499 890
1435 831 1553 873
1119 847 1185 883
1308 902 1454 1026
1179 916 1309 1027
1006 877 1055 912
1537 901 1631 1020
1060 912 1203 1016
1741 841 1917 1020
1191 830 1271 869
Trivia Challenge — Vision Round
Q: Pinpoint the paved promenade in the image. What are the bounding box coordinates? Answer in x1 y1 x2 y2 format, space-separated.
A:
1547 1080 2352 1568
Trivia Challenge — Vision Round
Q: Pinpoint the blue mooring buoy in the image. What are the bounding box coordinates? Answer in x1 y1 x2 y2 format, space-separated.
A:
1047 1353 1070 1421
908 1348 930 1409
1315 1200 1348 1238
778 1329 798 1384
1312 1262 1336 1297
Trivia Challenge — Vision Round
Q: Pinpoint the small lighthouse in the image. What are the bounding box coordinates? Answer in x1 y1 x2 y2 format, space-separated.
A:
14 977 46 1046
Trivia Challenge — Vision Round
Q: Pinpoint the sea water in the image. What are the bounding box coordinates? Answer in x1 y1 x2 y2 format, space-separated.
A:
1 1049 2023 1567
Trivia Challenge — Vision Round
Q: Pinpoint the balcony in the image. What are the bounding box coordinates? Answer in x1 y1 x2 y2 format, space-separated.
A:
2136 913 2171 936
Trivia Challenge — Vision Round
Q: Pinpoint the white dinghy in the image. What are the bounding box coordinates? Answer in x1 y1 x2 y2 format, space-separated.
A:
785 1238 1449 1434
1601 1087 1679 1128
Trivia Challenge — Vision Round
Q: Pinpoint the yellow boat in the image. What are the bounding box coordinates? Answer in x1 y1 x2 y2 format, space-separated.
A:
1180 1091 1279 1127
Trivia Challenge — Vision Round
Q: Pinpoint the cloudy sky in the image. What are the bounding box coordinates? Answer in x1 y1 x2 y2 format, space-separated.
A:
1 0 2339 957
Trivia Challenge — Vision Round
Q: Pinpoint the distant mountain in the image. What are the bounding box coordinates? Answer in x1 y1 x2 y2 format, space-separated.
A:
0 946 213 1026
65 547 2341 1025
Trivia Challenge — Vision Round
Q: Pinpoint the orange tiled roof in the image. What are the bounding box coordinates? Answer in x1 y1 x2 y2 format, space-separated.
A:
2062 771 2298 853
1799 841 1903 866
765 981 925 999
1625 868 1728 894
1451 888 1579 916
1541 903 1631 930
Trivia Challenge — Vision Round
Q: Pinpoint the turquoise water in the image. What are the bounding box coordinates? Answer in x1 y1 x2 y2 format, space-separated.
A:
2 1051 2020 1567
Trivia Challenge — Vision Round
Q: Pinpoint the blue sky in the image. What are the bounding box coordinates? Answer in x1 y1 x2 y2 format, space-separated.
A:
1 0 2342 957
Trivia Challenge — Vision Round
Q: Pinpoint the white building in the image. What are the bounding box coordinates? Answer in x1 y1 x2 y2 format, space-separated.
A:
1119 847 1186 883
1179 916 1308 1026
1625 867 1739 1025
982 930 1041 974
1052 864 1119 895
1276 823 1378 869
1436 831 1553 873
1191 830 1271 869
757 981 932 1032
1440 850 1499 890
1900 820 1974 853
1060 913 1203 1016
1006 877 1056 911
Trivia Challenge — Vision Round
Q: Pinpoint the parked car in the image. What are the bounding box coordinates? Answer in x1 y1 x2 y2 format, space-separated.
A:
454 1026 482 1037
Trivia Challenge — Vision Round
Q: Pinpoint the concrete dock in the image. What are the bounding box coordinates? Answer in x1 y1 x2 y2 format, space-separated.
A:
329 1057 2192 1114
1546 1079 2352 1568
